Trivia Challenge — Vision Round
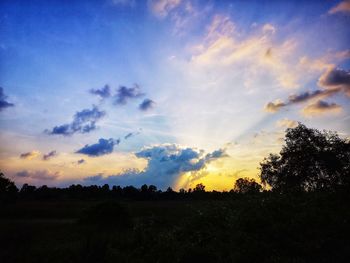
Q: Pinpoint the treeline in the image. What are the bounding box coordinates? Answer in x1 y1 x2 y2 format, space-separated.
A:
0 174 261 201
1 123 349 201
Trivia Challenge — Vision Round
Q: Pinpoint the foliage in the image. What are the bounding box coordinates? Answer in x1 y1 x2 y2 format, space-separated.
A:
233 177 262 193
0 172 18 201
260 123 350 192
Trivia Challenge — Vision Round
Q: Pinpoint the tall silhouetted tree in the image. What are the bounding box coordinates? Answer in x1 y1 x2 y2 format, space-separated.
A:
259 123 350 192
233 177 262 194
193 183 205 192
0 172 18 200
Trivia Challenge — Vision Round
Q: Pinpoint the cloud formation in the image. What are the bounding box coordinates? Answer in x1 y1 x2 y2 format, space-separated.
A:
89 85 111 99
264 100 287 113
139 99 155 111
302 100 342 116
20 151 41 160
318 67 350 96
276 118 298 128
0 87 14 111
46 105 105 136
77 159 86 164
265 66 350 115
329 0 350 14
148 0 181 18
83 144 228 189
114 85 144 105
76 138 120 157
16 170 60 180
84 174 103 182
43 150 58 161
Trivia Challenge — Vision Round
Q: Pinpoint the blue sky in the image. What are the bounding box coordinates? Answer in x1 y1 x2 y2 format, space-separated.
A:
0 0 349 190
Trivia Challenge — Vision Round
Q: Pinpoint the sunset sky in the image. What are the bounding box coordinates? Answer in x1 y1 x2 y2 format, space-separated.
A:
1 0 349 190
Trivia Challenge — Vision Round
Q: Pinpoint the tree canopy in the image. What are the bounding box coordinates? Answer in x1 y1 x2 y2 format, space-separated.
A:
259 123 350 192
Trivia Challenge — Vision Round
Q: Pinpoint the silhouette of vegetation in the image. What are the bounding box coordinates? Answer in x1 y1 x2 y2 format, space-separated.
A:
0 124 349 262
260 123 350 193
233 177 262 193
0 172 18 202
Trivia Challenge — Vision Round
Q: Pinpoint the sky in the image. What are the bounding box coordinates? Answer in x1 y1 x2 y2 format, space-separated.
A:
0 0 349 191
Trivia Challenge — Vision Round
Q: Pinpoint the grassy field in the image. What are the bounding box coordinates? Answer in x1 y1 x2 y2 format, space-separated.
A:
1 193 349 263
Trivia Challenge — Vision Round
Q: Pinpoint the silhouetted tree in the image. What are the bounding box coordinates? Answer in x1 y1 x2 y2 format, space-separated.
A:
0 172 18 200
193 183 205 192
260 123 350 192
233 177 262 194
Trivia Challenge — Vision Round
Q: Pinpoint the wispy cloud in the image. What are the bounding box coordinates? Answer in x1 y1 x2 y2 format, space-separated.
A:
20 151 41 160
114 85 144 105
302 100 342 116
46 105 106 136
148 0 181 18
139 99 155 111
76 138 120 157
42 150 58 161
328 0 350 14
0 87 14 112
16 170 60 180
276 118 298 128
89 85 111 99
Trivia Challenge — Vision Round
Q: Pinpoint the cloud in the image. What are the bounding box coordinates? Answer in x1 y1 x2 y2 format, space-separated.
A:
46 105 105 136
276 118 298 128
110 0 135 6
139 99 155 111
16 170 60 180
190 15 299 89
148 0 181 18
329 0 350 14
43 150 58 161
76 138 120 157
302 100 342 116
89 85 111 99
83 144 228 189
84 174 104 182
264 99 287 112
288 89 339 103
20 151 41 160
114 85 144 105
0 87 14 111
77 159 86 165
262 23 276 34
318 67 350 96
265 88 341 113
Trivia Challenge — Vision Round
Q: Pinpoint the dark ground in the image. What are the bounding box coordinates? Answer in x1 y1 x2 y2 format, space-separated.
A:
0 192 349 263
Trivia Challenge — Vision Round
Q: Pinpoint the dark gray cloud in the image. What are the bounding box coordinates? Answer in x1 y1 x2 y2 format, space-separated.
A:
82 144 228 189
46 105 105 136
265 88 340 113
77 159 86 164
43 150 58 161
20 151 40 160
114 85 144 105
16 170 60 180
302 100 342 116
288 89 338 103
124 129 141 140
318 67 350 96
89 85 111 99
139 98 155 111
266 67 350 114
76 138 120 157
0 87 14 111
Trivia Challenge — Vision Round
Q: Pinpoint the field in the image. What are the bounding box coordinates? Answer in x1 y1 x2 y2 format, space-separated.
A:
1 192 349 263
